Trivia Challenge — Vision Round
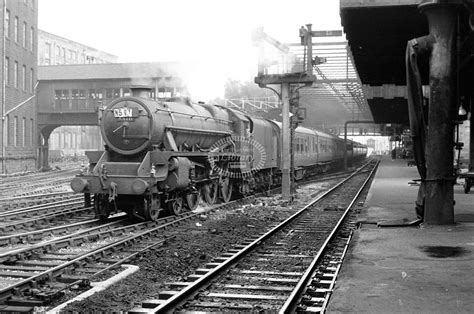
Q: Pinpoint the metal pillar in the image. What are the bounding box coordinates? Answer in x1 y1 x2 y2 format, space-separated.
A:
470 114 474 172
38 127 54 171
281 83 291 200
420 2 457 224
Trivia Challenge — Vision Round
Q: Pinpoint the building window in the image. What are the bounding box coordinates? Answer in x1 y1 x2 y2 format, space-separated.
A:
14 61 18 88
5 115 10 145
54 90 70 108
30 27 34 51
54 90 61 108
4 57 9 85
30 68 34 91
30 119 34 146
22 22 27 47
22 65 26 91
22 117 26 147
5 10 10 38
14 16 18 43
14 116 18 146
44 42 51 65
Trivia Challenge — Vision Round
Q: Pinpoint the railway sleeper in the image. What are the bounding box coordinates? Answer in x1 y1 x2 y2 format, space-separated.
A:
0 265 50 271
0 305 34 313
6 296 45 307
163 282 191 289
183 301 274 310
213 284 294 292
238 270 303 276
16 260 62 267
158 290 179 299
140 299 165 308
305 287 331 298
57 274 89 283
0 271 38 278
202 292 287 301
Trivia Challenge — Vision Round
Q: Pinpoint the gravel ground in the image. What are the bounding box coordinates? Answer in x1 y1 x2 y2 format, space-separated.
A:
40 180 335 313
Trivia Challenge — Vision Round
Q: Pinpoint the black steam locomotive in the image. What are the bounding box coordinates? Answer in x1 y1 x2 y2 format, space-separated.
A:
71 87 367 221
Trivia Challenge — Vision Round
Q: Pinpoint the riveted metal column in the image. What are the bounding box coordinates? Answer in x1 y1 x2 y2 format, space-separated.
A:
470 112 474 172
419 2 458 224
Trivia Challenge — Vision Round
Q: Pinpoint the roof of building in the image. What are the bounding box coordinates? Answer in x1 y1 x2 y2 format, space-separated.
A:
38 62 191 80
39 29 118 59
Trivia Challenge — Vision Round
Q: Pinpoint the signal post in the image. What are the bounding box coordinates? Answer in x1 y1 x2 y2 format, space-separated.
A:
253 25 319 200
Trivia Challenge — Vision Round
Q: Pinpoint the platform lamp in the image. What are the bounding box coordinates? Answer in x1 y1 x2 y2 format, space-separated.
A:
458 103 467 117
454 97 468 175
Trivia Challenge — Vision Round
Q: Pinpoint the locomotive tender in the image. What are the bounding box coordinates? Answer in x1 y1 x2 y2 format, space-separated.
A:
70 87 367 221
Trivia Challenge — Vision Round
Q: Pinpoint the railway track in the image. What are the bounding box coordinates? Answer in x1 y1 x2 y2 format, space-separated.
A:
0 197 92 234
0 161 373 311
0 191 75 212
0 168 78 198
0 214 193 309
0 181 299 310
127 159 379 313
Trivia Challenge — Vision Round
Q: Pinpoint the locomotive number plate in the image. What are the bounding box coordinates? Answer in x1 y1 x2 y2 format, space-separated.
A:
113 107 138 118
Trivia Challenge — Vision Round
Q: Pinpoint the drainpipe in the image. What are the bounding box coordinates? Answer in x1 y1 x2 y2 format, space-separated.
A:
2 0 6 174
418 1 460 224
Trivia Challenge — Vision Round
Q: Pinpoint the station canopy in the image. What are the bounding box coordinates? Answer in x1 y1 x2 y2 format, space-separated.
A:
256 34 373 132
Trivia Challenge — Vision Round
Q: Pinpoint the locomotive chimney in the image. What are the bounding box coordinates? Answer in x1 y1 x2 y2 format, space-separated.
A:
130 85 153 98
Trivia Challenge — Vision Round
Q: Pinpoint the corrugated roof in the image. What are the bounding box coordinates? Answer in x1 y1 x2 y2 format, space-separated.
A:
38 62 191 81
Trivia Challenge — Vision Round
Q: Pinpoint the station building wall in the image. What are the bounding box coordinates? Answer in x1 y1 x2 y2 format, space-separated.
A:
1 0 38 174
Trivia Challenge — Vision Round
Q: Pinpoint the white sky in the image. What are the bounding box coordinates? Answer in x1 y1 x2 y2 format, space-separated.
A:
38 0 343 100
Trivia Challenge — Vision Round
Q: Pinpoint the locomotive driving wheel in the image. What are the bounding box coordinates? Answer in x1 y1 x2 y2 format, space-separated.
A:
143 194 161 221
220 176 233 203
168 196 184 215
202 181 218 205
185 189 201 211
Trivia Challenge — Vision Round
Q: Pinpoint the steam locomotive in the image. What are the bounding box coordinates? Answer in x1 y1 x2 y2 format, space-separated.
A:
70 87 367 221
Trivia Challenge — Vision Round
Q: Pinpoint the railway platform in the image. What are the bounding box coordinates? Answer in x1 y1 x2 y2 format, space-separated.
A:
327 155 474 313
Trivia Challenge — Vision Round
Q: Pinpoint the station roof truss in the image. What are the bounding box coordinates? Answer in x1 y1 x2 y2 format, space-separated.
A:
258 38 373 123
291 41 372 122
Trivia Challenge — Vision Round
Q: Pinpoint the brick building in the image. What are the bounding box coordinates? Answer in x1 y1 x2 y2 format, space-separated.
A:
1 0 38 174
37 30 118 160
38 30 117 66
